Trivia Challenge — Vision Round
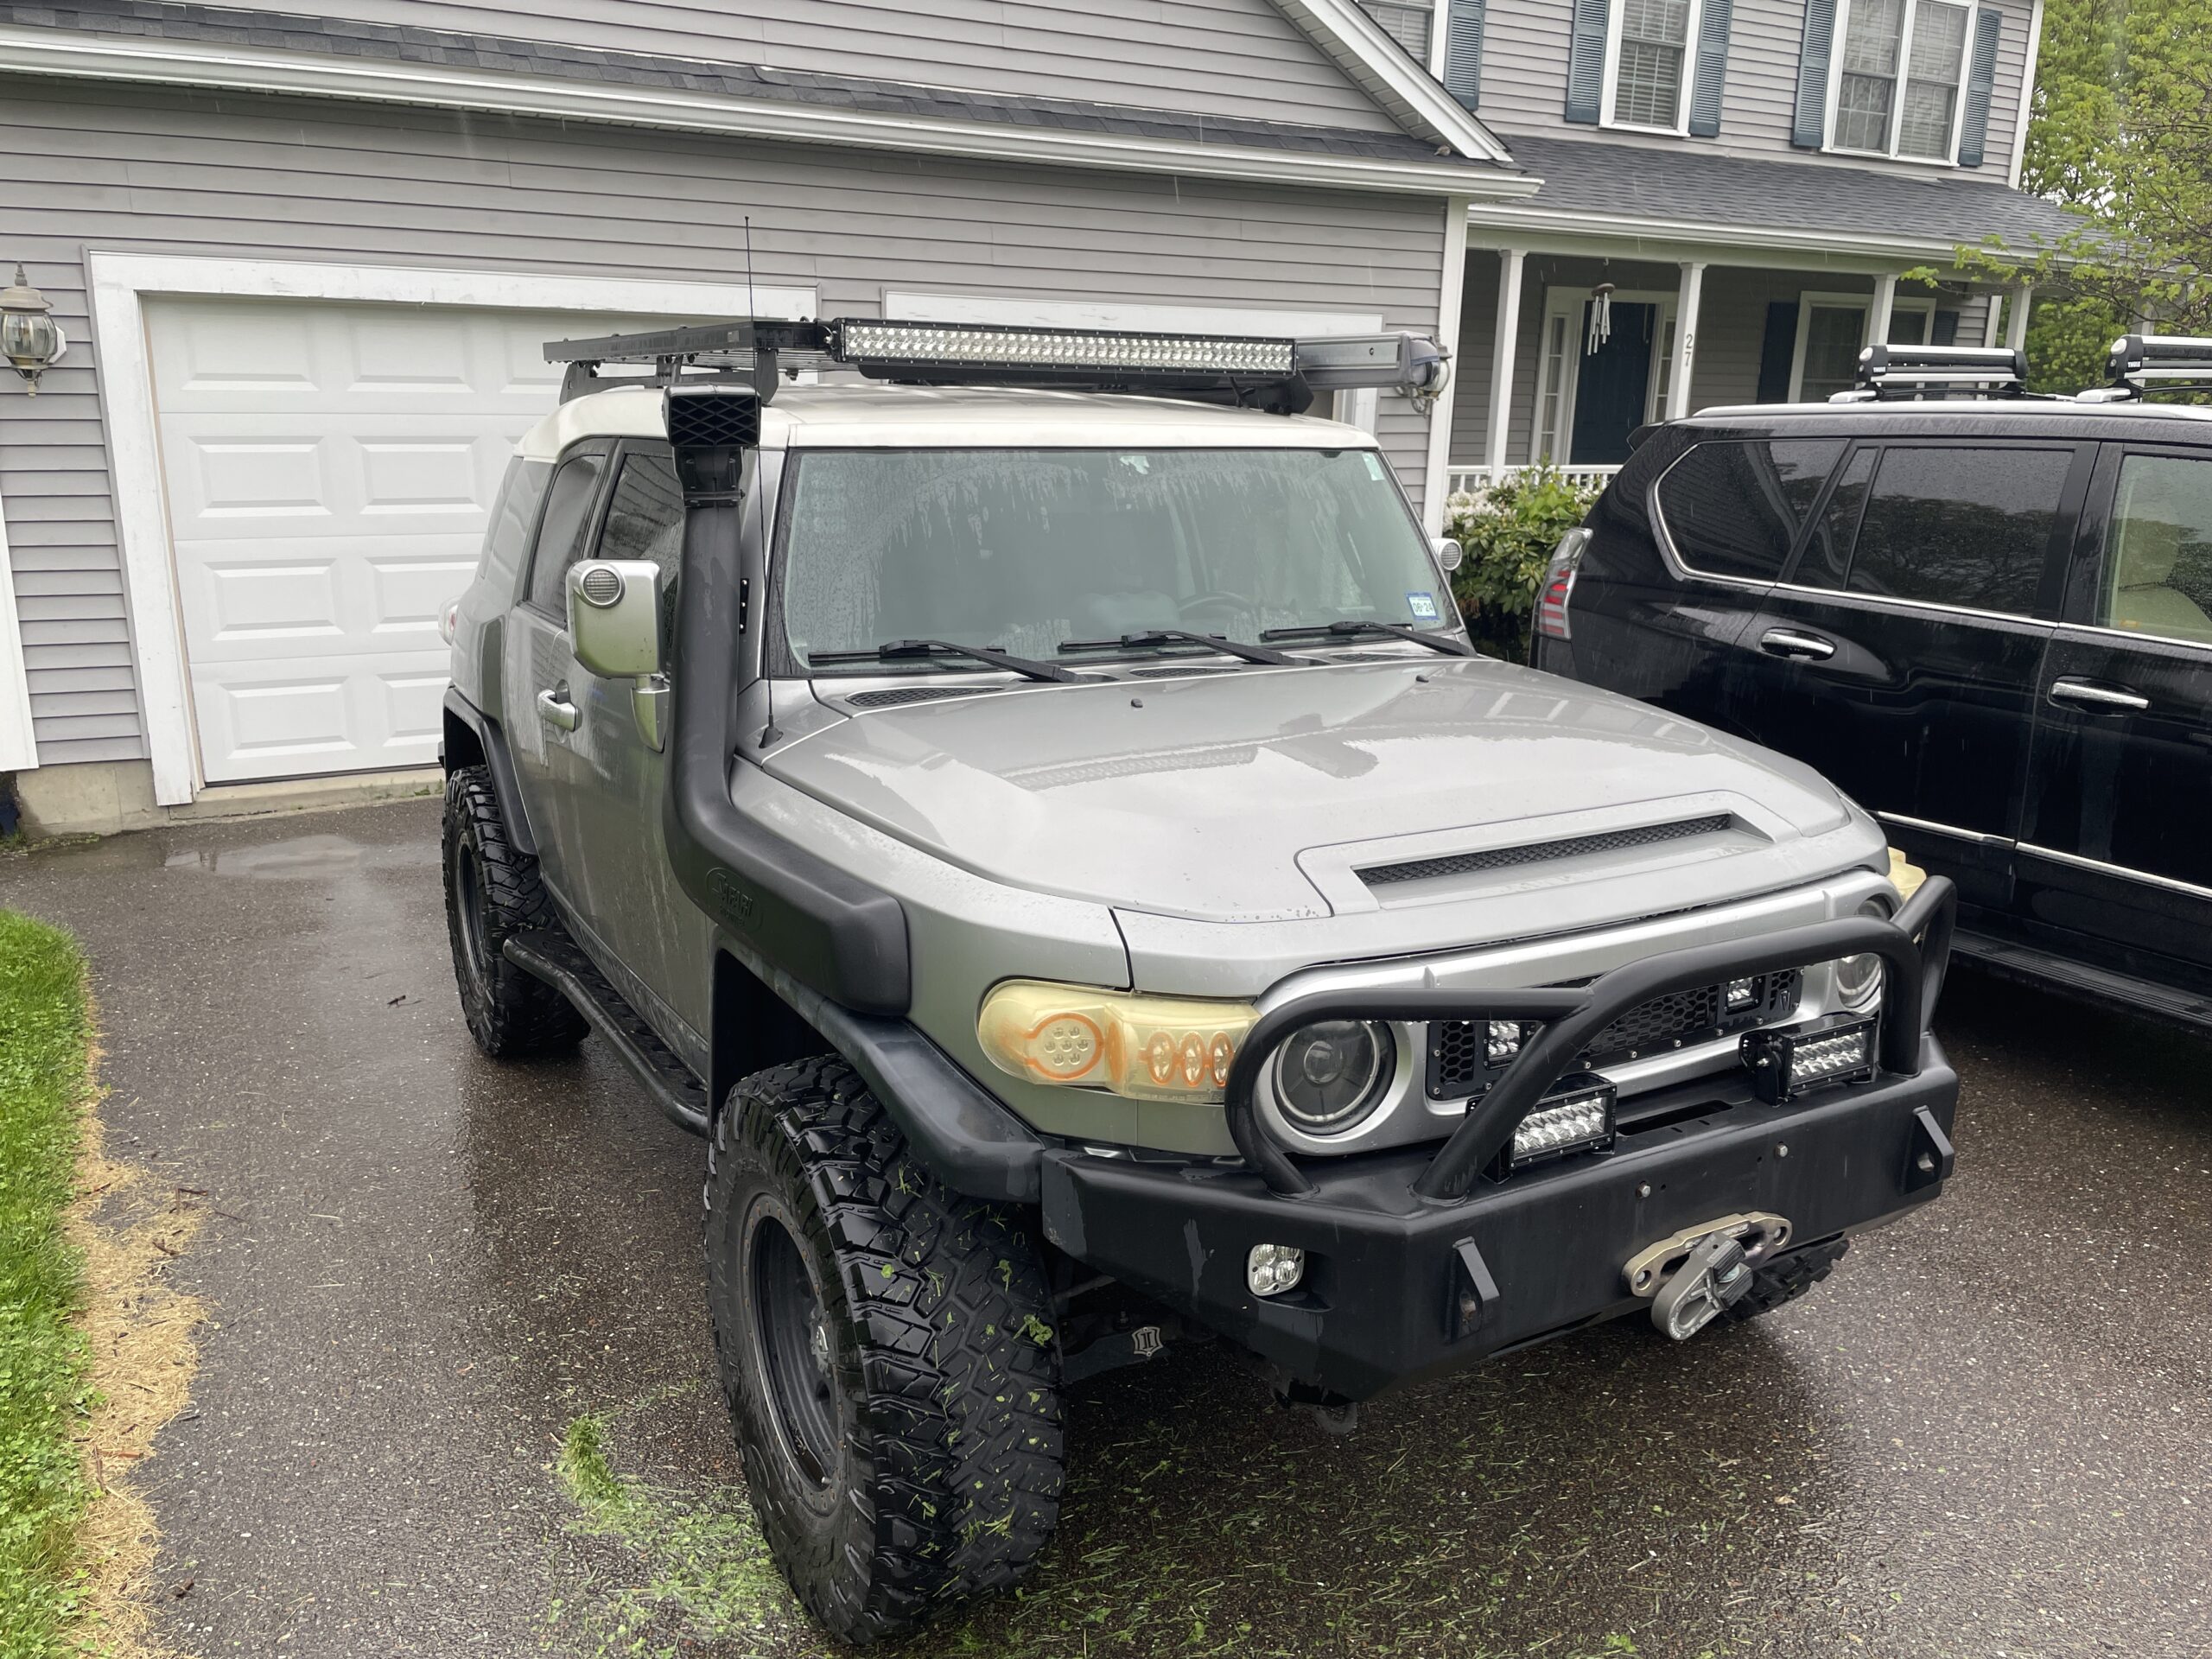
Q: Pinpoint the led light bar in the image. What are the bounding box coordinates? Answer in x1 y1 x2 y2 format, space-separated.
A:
1740 1014 1878 1104
835 320 1295 377
1501 1073 1617 1173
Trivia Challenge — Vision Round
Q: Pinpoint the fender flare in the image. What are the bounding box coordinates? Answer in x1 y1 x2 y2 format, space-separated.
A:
442 689 538 858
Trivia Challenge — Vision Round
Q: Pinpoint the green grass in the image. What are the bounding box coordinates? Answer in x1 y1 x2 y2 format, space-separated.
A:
0 911 95 1657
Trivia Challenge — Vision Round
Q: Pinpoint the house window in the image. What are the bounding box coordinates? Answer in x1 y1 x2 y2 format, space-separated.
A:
1831 0 1974 162
1787 294 1942 402
1604 0 1703 131
1355 0 1433 62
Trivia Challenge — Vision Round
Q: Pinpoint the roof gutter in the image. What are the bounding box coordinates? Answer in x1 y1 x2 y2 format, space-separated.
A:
1465 200 2079 267
0 23 1539 200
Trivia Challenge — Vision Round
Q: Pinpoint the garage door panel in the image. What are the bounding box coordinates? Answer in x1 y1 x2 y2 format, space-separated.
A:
148 298 673 784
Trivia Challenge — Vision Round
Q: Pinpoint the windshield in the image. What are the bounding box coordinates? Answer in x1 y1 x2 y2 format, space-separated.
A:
773 448 1452 671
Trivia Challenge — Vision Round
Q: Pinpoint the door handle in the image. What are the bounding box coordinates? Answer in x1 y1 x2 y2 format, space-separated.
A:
1758 628 1836 661
537 684 580 732
2049 677 2150 713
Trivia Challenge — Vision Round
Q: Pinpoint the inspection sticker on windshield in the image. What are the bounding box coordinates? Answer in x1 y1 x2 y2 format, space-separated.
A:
1406 591 1440 622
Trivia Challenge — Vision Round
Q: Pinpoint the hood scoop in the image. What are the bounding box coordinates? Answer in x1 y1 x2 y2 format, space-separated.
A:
1357 813 1738 891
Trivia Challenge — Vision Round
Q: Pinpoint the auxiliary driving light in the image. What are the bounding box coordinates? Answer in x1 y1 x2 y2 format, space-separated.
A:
1740 1014 1878 1103
1502 1074 1617 1173
1248 1243 1305 1298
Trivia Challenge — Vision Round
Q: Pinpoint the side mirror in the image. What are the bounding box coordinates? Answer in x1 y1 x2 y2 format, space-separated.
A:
567 561 664 680
1433 536 1464 574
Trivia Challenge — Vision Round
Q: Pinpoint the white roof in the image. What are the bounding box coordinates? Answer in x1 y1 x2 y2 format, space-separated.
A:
515 381 1376 461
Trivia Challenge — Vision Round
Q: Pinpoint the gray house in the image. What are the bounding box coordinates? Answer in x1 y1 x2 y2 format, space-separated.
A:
0 0 2069 834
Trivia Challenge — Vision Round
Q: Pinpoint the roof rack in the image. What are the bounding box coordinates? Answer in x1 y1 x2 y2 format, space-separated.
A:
1836 343 2029 402
543 315 1448 416
2097 334 2212 399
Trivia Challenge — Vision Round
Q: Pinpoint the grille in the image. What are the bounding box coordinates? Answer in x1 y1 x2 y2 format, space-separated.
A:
577 566 623 606
1426 970 1801 1098
664 385 761 449
1361 814 1733 888
843 685 992 709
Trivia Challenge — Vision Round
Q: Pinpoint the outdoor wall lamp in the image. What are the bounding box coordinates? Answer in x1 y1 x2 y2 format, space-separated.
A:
2 264 67 393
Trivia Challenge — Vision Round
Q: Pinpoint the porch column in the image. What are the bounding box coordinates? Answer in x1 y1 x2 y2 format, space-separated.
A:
1868 272 1897 352
1484 247 1525 474
1982 292 2004 347
1668 260 1706 420
1424 196 1472 531
2005 283 2034 351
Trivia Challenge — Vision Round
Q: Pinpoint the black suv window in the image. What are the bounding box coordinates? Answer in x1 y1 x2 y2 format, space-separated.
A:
1656 439 1845 580
2101 454 2212 647
526 452 608 614
1841 446 2069 616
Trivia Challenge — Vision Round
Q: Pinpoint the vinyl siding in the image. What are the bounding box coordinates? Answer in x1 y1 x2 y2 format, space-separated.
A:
174 0 1407 133
1478 0 2031 180
0 75 1447 769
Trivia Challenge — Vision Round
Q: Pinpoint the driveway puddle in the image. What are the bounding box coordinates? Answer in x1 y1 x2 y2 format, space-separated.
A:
164 834 365 880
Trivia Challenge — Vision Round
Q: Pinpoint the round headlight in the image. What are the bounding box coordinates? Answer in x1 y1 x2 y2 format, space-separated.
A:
1274 1020 1393 1134
1835 895 1891 1008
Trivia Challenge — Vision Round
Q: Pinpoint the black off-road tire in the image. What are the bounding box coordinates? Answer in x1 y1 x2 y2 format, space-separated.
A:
1725 1236 1849 1324
705 1057 1065 1644
441 766 586 1058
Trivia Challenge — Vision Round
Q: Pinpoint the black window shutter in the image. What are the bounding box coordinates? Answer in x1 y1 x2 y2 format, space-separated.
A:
1933 308 1961 346
1446 0 1487 110
1757 302 1801 402
1791 0 1837 149
1565 0 1611 124
1956 9 2004 167
1688 0 1734 136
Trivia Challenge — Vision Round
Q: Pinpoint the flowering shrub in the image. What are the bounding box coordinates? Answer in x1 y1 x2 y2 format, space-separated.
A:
1443 467 1602 661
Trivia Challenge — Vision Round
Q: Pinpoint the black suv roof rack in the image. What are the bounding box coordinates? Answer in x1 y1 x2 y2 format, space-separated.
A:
543 315 1447 416
2091 334 2212 400
1837 343 2030 401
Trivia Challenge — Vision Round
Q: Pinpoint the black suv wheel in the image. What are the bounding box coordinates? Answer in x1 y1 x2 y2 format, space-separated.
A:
706 1058 1065 1644
441 766 586 1058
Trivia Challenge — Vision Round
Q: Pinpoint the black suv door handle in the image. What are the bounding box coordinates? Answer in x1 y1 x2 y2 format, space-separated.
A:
1758 628 1836 661
2049 677 2151 713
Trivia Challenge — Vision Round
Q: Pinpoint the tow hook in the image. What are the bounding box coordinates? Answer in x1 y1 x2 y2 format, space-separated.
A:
1649 1232 1756 1340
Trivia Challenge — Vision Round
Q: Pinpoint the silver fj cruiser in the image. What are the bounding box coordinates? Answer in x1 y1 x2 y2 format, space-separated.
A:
437 315 1960 1643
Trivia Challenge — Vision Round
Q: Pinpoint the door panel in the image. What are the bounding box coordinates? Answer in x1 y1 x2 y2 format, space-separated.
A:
2018 446 2212 982
1727 442 2088 911
1569 302 1656 464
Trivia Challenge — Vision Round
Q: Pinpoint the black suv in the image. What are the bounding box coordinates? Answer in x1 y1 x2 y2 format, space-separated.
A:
1534 343 2212 1033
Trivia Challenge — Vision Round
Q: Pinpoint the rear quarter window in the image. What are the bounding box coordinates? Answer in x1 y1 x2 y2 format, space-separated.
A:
1655 439 1846 580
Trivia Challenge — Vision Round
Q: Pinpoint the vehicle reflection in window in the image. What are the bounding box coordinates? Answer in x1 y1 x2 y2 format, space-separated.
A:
773 448 1450 671
2102 454 2212 646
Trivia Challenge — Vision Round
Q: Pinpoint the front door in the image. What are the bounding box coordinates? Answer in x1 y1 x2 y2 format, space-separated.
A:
1569 302 1656 465
2017 444 2212 986
1728 439 2091 913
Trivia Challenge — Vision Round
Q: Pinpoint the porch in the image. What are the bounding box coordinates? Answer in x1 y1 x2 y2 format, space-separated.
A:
1446 245 2032 494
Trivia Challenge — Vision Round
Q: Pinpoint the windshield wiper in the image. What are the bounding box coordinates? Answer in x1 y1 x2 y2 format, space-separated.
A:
807 639 1083 683
1058 629 1300 666
1259 620 1475 658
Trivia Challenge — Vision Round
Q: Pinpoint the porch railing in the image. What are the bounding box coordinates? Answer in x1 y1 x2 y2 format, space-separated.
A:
1446 463 1623 502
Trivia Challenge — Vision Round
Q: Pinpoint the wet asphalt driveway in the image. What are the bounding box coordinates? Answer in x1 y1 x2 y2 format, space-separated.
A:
5 798 2209 1659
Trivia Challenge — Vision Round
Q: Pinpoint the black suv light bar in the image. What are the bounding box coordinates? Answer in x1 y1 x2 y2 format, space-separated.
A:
1843 343 2028 400
543 315 1446 415
2100 333 2212 397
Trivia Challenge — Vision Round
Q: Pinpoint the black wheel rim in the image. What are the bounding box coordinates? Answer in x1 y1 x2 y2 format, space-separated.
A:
752 1216 837 1487
450 830 494 989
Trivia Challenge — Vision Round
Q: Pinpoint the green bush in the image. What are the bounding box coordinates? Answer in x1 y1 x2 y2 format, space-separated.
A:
1444 467 1602 661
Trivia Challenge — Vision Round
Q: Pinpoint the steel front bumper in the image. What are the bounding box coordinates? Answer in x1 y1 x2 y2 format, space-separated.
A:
1041 1046 1956 1400
1039 877 1962 1402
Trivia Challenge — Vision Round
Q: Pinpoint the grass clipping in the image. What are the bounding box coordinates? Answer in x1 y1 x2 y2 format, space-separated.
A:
0 911 201 1659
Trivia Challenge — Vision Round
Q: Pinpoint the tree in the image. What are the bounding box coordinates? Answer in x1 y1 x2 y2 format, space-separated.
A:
1960 0 2212 391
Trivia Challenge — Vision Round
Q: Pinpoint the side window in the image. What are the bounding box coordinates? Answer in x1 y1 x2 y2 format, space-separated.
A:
481 458 552 591
525 452 608 615
1844 445 2069 616
2102 454 2212 646
1656 438 1846 580
1795 448 1877 590
594 454 687 649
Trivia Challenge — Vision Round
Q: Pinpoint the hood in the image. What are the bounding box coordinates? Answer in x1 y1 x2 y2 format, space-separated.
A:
763 657 1859 922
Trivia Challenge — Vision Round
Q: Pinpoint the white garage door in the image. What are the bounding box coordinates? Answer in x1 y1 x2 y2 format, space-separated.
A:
147 298 664 784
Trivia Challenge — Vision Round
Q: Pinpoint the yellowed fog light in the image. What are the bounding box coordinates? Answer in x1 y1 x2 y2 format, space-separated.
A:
976 980 1260 1103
